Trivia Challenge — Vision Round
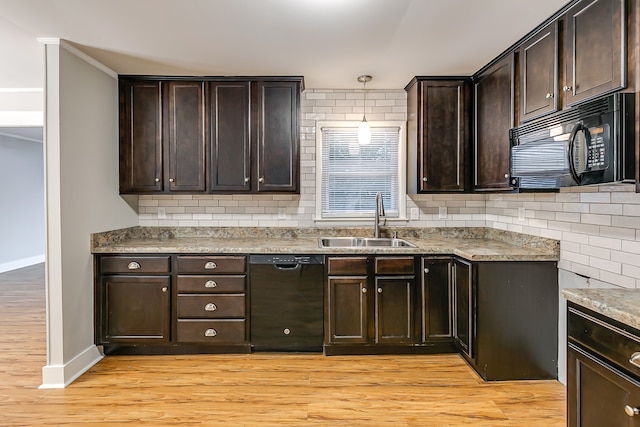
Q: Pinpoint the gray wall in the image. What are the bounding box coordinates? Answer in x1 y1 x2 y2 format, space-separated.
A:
0 132 44 272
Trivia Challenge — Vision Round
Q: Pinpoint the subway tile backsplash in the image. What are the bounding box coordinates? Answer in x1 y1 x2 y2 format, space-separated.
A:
140 89 640 289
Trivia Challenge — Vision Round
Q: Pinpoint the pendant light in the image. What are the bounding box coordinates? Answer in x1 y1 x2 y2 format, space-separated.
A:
357 75 372 145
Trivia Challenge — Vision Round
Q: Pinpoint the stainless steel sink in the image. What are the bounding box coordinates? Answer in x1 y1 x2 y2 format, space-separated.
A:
318 237 417 248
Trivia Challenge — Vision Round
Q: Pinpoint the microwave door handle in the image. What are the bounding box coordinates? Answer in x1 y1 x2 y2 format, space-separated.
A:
568 123 586 184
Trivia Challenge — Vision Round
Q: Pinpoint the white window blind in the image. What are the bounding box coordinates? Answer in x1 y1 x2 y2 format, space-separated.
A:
319 125 401 219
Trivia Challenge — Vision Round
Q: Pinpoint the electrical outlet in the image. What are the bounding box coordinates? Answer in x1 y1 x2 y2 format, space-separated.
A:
438 206 447 219
410 208 419 220
518 207 526 222
278 208 286 220
157 207 166 219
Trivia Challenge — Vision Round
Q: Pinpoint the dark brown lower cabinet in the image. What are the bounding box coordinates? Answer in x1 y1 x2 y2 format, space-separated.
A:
422 257 453 343
99 275 171 344
567 303 640 426
457 260 558 381
325 256 418 353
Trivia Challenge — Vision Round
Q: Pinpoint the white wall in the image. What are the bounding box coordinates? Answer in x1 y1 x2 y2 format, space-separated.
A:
41 41 138 388
0 132 44 271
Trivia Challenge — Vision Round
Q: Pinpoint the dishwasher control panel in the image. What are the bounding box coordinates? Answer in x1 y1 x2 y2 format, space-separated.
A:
249 255 325 265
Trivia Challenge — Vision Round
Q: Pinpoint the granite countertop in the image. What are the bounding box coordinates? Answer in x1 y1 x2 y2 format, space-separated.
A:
563 288 640 331
91 226 560 262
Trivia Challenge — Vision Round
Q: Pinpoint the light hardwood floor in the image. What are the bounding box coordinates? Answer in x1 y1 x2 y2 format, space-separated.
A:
0 264 566 426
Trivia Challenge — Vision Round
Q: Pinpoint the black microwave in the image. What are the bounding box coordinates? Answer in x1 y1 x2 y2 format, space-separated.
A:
509 93 635 189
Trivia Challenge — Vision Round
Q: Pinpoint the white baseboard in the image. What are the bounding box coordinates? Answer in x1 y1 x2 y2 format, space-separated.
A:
0 254 45 273
40 345 103 389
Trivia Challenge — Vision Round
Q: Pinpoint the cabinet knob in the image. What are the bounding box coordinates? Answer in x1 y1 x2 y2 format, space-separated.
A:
169 178 175 183
204 328 217 337
377 287 383 294
424 268 429 274
545 93 553 99
504 173 509 179
205 280 217 288
127 261 141 270
629 352 640 368
244 177 250 183
205 303 218 311
563 85 572 92
204 261 217 270
161 287 168 293
283 328 291 335
625 406 640 417
155 178 160 183
258 177 264 183
422 177 428 182
362 287 367 294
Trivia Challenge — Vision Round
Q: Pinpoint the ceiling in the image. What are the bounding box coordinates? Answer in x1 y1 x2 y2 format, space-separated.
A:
0 0 570 90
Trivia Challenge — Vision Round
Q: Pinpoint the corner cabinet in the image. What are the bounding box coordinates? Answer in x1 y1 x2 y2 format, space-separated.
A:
457 260 558 381
119 76 303 195
406 78 471 193
473 54 515 191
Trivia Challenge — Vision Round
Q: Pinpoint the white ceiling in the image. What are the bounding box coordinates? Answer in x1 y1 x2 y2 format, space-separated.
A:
0 0 569 90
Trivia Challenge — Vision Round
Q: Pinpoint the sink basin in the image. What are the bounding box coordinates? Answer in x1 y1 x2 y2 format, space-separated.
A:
318 237 417 248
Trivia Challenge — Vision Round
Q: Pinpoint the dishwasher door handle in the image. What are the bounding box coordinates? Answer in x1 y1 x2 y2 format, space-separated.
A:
273 263 302 271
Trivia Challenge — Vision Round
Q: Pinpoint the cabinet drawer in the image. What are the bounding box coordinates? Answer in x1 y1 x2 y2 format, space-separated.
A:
177 319 246 344
177 294 245 318
177 275 246 293
327 257 368 275
176 256 246 274
100 256 171 274
568 306 640 379
375 257 415 275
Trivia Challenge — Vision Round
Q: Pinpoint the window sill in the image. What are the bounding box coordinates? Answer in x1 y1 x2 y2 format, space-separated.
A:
314 217 409 227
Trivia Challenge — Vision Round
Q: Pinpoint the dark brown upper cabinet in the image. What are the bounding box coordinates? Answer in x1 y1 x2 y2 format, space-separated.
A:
119 80 163 193
563 0 625 106
164 81 206 192
473 54 515 191
120 76 302 194
255 81 300 193
518 21 559 122
406 78 471 193
208 82 252 192
119 79 205 194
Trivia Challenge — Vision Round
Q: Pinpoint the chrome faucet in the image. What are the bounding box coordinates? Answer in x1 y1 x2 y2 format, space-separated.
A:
374 192 386 238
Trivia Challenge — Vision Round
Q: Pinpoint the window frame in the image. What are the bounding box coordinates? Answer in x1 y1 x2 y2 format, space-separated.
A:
315 120 407 223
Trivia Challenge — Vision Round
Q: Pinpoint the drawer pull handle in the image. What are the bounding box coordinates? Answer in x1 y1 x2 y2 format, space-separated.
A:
629 352 640 368
204 262 217 270
625 405 639 417
127 262 141 270
205 280 217 288
205 303 218 311
204 328 217 337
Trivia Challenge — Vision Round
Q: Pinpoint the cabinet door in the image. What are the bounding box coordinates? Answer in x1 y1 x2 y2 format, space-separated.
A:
474 54 514 191
422 257 452 342
568 345 640 427
327 276 368 344
564 0 625 106
413 80 470 192
119 80 163 193
518 20 559 122
100 275 170 344
453 259 474 360
165 81 206 192
256 81 300 193
375 277 417 344
208 82 252 192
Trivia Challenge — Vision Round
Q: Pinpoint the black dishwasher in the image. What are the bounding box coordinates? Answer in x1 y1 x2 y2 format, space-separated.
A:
249 255 324 351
